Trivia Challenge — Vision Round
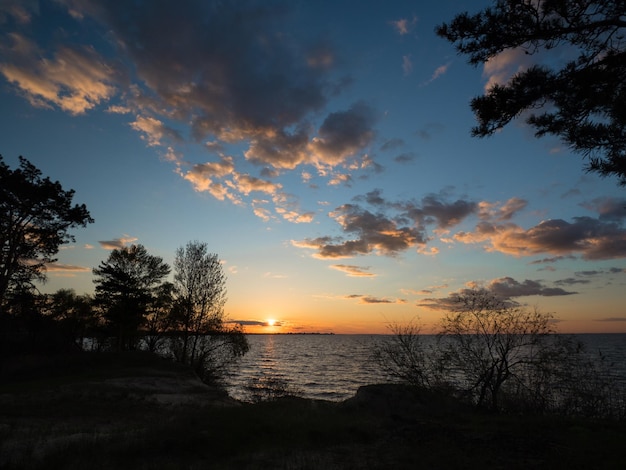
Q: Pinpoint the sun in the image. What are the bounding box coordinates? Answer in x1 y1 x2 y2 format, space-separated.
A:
267 318 276 327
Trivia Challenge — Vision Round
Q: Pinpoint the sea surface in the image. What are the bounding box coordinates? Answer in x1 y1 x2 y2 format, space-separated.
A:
224 333 626 402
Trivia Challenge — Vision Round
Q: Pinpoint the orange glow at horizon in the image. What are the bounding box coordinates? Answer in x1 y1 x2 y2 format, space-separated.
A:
228 305 626 335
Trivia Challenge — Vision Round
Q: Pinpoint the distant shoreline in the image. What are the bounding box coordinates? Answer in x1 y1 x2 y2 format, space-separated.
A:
244 331 336 335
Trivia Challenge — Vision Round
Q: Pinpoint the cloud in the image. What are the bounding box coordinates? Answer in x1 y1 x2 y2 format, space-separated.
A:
401 194 478 231
45 263 91 273
244 126 312 170
271 192 315 223
565 267 626 280
418 277 576 311
421 62 451 86
253 207 272 222
488 277 577 297
478 197 528 221
394 152 415 164
98 236 138 250
306 41 335 70
327 172 352 187
361 189 386 207
294 187 626 263
232 173 282 196
0 34 118 114
293 190 478 259
483 47 532 91
263 272 287 279
529 255 575 265
0 0 38 24
455 216 626 260
389 17 416 35
402 55 412 76
130 115 182 147
415 122 444 140
309 101 378 167
296 204 426 259
581 197 626 222
3 1 384 219
380 138 404 151
594 317 626 322
275 207 315 224
329 264 376 277
70 0 333 140
553 277 591 286
345 294 406 304
181 157 237 201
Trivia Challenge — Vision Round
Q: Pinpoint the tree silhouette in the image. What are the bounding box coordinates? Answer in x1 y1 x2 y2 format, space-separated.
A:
170 241 227 361
45 288 96 349
93 244 170 351
169 241 247 382
439 289 555 411
0 156 93 312
437 0 626 185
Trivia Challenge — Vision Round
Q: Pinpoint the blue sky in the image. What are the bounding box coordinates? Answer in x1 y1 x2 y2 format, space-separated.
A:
1 0 625 333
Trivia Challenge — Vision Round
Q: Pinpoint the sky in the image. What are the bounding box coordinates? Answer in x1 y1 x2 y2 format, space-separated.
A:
1 0 625 334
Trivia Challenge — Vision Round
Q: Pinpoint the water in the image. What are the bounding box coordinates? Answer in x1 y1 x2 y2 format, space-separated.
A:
225 333 626 402
225 334 383 401
575 333 626 383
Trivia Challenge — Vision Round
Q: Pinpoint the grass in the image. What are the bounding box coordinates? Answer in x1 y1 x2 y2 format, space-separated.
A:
1 351 625 469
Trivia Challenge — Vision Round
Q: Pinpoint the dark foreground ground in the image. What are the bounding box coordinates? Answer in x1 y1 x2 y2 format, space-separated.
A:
1 352 625 469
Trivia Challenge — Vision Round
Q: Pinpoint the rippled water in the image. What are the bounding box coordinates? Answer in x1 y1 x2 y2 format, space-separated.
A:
225 334 382 401
576 333 626 383
225 333 626 402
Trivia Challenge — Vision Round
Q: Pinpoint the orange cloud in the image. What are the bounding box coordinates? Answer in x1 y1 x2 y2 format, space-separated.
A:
455 217 626 260
0 34 117 114
345 294 406 304
483 47 531 91
329 264 376 277
389 16 416 36
130 115 182 147
98 236 139 250
45 263 91 273
232 173 282 196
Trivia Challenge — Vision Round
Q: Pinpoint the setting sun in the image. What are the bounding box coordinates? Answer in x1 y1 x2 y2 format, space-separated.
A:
267 319 276 327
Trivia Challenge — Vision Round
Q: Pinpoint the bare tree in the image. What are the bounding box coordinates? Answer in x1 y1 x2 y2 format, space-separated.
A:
374 288 624 416
372 320 440 388
438 289 555 410
170 241 247 382
171 241 226 361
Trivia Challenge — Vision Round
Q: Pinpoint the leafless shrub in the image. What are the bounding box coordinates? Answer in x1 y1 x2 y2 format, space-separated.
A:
243 373 303 403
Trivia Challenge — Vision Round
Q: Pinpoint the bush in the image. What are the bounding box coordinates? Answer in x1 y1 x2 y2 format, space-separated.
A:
243 373 303 403
371 321 441 389
374 289 626 418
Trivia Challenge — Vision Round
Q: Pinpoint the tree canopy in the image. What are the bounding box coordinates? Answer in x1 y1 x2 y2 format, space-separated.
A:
0 156 93 311
93 244 170 350
436 0 626 185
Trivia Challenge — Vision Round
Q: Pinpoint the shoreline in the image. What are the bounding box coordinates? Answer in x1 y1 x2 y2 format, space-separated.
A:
2 350 625 469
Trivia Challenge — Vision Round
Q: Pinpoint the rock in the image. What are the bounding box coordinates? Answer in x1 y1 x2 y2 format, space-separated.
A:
343 383 469 418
